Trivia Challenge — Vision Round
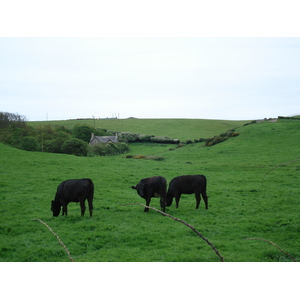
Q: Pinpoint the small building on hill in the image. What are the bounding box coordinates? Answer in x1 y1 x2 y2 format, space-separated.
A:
89 133 118 145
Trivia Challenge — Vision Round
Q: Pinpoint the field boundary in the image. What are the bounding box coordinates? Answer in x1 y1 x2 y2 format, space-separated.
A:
246 238 296 262
122 203 225 262
262 159 300 185
32 219 74 262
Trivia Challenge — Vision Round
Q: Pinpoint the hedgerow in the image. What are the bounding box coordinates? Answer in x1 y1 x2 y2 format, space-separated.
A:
205 129 239 146
108 131 180 144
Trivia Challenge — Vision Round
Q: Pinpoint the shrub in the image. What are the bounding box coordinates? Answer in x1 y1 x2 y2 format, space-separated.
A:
72 125 94 143
89 142 129 156
205 135 226 146
114 131 179 144
117 142 130 153
176 143 185 148
243 121 257 126
72 125 108 143
220 129 235 138
205 129 238 146
149 136 180 144
34 124 55 143
194 138 208 143
42 131 70 153
19 136 39 151
43 137 66 153
117 132 140 142
61 138 88 156
53 125 72 135
0 124 32 146
89 143 106 156
139 134 154 142
199 138 208 142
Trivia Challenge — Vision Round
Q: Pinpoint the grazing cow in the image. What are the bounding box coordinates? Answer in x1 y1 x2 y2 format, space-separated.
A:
166 175 208 209
131 176 167 212
51 178 94 217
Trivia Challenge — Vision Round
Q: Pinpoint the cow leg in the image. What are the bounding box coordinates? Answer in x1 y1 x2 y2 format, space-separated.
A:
195 193 201 209
144 197 151 212
175 194 180 208
202 191 208 209
160 196 166 213
88 199 93 217
80 201 86 216
62 205 68 216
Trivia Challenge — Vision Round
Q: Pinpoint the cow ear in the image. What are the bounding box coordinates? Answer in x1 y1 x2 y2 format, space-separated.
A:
131 186 137 189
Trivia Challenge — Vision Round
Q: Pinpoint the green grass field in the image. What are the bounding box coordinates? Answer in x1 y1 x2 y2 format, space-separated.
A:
30 118 249 141
1 118 299 262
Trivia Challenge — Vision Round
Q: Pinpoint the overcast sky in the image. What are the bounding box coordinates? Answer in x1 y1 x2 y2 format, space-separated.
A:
1 3 300 121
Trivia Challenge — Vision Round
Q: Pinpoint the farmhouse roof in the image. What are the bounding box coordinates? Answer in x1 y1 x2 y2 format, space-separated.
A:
89 133 118 145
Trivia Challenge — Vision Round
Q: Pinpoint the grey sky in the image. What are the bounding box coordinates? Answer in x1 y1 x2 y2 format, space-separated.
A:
1 37 299 121
1 2 300 122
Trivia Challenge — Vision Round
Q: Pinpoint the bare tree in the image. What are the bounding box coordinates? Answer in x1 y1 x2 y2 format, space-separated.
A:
0 111 27 129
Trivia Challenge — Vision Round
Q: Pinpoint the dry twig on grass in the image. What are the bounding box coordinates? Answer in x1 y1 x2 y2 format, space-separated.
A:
262 159 300 185
246 238 296 262
32 218 74 262
122 203 225 262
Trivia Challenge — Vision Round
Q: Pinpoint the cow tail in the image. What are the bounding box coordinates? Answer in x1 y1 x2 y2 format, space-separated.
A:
202 175 207 194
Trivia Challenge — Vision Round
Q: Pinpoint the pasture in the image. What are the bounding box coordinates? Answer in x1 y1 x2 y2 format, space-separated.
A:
30 118 248 141
1 118 299 262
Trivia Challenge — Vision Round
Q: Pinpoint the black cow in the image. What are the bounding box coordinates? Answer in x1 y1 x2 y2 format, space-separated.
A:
51 178 94 217
166 175 208 209
131 176 167 212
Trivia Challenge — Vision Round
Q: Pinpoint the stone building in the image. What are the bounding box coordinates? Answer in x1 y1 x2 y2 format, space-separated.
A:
89 133 118 145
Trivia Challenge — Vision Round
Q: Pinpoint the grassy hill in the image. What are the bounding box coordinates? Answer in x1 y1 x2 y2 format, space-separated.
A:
1 118 299 262
29 118 250 141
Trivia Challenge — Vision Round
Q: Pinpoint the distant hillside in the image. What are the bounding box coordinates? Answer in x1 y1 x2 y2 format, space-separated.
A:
29 118 250 141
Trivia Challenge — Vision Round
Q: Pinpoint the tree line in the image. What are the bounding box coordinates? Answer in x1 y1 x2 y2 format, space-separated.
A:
0 112 129 156
0 112 27 129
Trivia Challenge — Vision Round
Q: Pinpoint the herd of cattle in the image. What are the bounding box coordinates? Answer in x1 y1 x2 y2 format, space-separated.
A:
51 175 208 217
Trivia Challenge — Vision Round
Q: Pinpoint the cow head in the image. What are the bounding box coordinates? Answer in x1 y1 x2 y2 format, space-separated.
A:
51 200 61 217
131 182 145 198
165 193 173 206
